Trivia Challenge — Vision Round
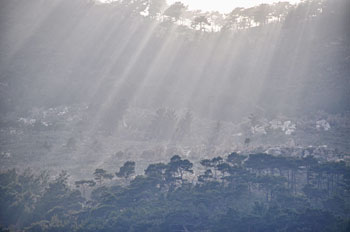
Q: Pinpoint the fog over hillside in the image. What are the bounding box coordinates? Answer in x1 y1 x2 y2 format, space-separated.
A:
0 0 349 231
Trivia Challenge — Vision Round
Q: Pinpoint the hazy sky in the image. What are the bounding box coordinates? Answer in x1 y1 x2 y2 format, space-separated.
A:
167 0 302 13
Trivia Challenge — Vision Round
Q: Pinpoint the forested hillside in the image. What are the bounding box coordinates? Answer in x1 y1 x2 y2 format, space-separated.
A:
0 0 349 116
1 153 349 231
0 0 349 231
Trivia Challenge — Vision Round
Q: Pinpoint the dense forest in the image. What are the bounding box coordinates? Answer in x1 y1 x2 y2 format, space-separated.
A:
0 0 349 231
1 0 349 116
1 152 349 231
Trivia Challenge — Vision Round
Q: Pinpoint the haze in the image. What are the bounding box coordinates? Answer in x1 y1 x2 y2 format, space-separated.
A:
0 0 349 231
167 0 302 13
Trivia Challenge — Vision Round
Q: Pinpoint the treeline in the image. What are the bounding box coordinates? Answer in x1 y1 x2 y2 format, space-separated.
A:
1 153 349 231
1 0 349 119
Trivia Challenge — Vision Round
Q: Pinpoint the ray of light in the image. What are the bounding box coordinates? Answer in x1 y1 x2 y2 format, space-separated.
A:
274 2 315 114
22 3 142 170
75 16 178 166
219 24 284 118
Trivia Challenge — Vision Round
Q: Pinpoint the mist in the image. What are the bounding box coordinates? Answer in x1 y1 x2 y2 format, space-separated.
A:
0 0 349 231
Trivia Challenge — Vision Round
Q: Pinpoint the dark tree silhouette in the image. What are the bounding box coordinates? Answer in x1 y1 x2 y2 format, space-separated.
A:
164 1 187 22
116 161 136 179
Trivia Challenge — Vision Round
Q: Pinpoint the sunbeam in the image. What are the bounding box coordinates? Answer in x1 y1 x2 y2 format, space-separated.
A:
0 0 349 230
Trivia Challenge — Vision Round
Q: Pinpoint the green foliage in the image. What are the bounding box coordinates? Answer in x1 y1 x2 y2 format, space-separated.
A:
93 169 113 185
116 161 136 179
1 152 349 231
0 169 48 227
0 0 349 230
32 171 84 223
166 155 193 187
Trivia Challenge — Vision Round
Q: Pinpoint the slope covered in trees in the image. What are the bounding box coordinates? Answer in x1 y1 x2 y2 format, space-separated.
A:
0 0 349 119
0 153 349 231
0 0 349 230
0 0 349 176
